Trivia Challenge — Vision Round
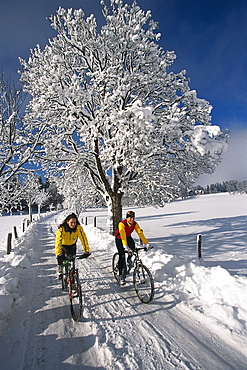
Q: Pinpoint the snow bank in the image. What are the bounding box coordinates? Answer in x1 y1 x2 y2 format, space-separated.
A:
0 220 38 335
84 223 247 341
145 250 247 337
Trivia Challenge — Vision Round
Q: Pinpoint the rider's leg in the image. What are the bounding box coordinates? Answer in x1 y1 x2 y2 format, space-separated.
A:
56 254 65 278
126 236 135 264
116 239 125 276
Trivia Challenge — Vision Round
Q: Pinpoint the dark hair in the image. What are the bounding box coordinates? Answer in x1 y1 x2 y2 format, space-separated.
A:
58 213 80 231
126 210 135 218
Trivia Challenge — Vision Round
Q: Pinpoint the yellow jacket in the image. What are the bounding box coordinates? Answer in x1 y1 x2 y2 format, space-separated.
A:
55 225 89 256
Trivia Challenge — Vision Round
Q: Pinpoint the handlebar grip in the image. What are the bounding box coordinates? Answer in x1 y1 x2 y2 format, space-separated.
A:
77 253 91 259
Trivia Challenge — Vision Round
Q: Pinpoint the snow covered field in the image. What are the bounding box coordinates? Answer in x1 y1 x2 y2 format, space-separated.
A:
0 193 246 369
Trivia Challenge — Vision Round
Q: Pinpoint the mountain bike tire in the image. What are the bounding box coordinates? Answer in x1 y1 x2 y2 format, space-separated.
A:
61 271 68 291
112 252 120 282
112 252 127 282
69 271 82 321
133 263 154 303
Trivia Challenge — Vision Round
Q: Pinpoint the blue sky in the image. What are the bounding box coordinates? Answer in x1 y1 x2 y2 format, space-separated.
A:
0 0 247 185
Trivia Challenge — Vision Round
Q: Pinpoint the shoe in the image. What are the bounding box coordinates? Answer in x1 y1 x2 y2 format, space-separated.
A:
57 266 62 279
119 275 126 286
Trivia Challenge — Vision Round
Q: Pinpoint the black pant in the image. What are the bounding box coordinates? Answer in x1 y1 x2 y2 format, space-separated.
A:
57 244 76 265
115 236 135 275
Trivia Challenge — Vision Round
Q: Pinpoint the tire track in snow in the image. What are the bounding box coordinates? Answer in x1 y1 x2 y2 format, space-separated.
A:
79 251 201 369
83 233 247 370
0 218 105 369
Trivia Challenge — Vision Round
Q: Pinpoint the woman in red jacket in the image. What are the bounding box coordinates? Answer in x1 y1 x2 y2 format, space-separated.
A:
115 210 150 285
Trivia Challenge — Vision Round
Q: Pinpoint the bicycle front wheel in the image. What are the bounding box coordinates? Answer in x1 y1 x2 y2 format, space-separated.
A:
61 271 68 291
69 272 82 321
133 263 154 303
112 252 120 282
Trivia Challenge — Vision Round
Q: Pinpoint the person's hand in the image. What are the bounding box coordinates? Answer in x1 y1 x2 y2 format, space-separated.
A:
124 245 132 254
144 244 153 251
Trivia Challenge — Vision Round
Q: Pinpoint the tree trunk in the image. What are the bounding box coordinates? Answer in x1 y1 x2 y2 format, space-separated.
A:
28 203 33 223
106 193 123 235
38 205 41 220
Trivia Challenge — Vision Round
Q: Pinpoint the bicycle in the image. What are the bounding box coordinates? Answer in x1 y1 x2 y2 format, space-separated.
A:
60 253 89 321
112 246 154 303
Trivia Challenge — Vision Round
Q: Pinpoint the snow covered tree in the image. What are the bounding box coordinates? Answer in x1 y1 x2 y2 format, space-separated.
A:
0 176 23 215
35 188 49 219
45 180 64 210
19 0 228 232
21 173 42 222
55 164 105 215
0 74 35 184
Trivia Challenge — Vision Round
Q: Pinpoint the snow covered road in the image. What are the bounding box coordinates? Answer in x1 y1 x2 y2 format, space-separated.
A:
0 210 246 369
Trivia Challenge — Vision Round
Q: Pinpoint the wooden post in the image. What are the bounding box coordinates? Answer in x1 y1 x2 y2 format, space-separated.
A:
7 233 12 254
22 220 26 232
197 234 202 259
93 217 96 227
13 226 18 239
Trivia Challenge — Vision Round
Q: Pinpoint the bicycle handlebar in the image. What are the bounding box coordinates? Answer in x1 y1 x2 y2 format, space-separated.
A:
136 246 154 251
64 253 91 261
77 253 91 259
125 246 154 253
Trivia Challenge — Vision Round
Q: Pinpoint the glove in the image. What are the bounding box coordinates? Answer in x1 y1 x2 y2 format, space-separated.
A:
144 244 152 251
83 252 91 258
124 245 132 254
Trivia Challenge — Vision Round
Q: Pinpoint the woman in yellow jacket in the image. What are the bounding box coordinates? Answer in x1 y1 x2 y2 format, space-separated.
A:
55 213 90 275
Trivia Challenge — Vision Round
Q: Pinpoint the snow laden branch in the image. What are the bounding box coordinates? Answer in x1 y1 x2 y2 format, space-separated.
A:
0 75 33 183
19 0 228 232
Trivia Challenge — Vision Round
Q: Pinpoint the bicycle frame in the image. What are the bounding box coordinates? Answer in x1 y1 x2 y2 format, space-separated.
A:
62 257 75 275
112 245 154 303
125 247 146 275
125 248 140 275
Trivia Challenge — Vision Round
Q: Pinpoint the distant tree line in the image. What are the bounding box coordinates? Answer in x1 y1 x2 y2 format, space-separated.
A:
0 175 64 217
179 180 247 198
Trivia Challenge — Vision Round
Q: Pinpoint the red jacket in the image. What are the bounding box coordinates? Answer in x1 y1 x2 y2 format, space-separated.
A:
115 219 148 246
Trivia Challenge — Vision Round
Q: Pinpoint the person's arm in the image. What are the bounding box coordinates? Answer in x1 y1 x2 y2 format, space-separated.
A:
55 227 64 256
135 222 148 244
119 222 128 246
78 225 90 253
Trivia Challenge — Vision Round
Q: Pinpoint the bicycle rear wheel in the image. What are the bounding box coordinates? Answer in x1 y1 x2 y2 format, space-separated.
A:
112 252 120 282
112 253 127 282
69 271 82 321
133 263 154 303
